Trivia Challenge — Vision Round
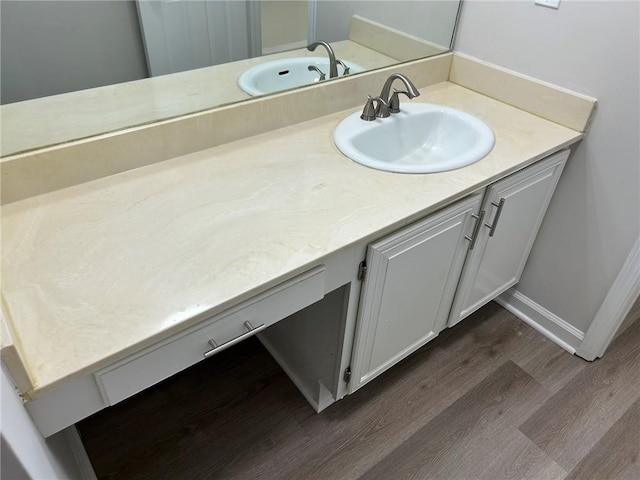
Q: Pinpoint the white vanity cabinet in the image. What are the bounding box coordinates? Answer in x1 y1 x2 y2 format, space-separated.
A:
448 150 568 326
349 193 483 390
349 149 569 393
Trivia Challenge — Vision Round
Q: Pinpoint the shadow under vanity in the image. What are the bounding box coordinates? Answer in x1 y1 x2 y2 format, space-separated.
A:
1 52 596 477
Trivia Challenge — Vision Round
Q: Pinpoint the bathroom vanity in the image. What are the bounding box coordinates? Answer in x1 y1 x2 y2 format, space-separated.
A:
1 54 596 445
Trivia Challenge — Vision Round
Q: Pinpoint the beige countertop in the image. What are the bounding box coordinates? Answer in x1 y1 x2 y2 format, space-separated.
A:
1 81 583 400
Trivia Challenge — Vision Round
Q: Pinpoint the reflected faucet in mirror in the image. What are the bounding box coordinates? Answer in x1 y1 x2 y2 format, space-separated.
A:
307 41 340 79
336 60 351 75
307 65 326 82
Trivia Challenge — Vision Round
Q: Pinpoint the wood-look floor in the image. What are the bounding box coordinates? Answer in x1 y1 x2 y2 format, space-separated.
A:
77 299 640 480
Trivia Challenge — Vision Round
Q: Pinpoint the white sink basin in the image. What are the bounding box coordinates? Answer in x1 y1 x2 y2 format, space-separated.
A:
238 57 364 96
333 103 495 173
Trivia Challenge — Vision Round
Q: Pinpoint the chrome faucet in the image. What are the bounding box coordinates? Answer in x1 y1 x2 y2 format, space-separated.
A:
378 73 420 113
307 41 339 79
360 73 420 121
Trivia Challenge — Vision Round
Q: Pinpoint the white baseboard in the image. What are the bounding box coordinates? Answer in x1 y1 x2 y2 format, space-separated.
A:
64 426 98 480
496 288 584 354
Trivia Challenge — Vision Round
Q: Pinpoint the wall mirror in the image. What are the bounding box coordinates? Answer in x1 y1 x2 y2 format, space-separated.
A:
0 0 461 157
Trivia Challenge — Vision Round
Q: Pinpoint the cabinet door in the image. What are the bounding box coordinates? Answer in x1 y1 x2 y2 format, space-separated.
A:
448 150 569 326
350 193 482 391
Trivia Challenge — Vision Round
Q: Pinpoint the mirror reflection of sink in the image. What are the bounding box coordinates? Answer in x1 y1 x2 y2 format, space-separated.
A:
333 103 495 173
238 57 364 96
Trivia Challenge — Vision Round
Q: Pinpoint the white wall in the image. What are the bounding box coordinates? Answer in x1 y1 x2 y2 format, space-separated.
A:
0 367 82 479
0 0 148 104
314 0 460 48
261 0 308 53
455 0 640 333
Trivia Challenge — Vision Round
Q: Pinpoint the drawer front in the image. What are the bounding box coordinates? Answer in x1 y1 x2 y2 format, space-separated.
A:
96 266 325 405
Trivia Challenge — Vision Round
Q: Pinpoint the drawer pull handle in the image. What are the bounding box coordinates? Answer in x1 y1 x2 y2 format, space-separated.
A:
484 198 506 237
465 210 485 250
203 321 267 358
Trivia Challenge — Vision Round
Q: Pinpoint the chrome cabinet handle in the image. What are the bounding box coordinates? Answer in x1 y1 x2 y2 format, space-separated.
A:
203 321 266 358
465 210 485 250
485 198 506 237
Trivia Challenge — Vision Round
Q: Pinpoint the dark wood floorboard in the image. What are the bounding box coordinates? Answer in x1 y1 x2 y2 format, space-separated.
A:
519 318 640 471
359 361 557 480
509 326 587 393
77 301 640 480
564 397 640 480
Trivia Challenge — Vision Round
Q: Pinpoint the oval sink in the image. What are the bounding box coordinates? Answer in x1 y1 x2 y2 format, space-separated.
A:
238 57 364 96
333 103 495 174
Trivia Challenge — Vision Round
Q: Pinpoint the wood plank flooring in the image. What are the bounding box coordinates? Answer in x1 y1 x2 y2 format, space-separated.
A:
77 300 640 480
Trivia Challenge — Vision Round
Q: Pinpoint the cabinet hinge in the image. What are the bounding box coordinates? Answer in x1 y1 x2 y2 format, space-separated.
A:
357 261 367 281
343 366 352 383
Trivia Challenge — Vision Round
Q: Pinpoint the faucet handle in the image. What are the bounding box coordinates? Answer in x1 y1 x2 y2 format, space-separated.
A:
389 89 412 113
360 96 378 121
336 60 350 75
308 65 326 81
360 96 390 121
375 97 390 118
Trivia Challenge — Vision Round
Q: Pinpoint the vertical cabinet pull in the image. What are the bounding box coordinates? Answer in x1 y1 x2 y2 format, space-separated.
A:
485 198 506 237
465 210 485 250
203 321 266 358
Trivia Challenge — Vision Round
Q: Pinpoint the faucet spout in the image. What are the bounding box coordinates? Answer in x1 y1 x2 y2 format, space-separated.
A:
359 73 421 122
307 41 339 79
379 73 420 104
